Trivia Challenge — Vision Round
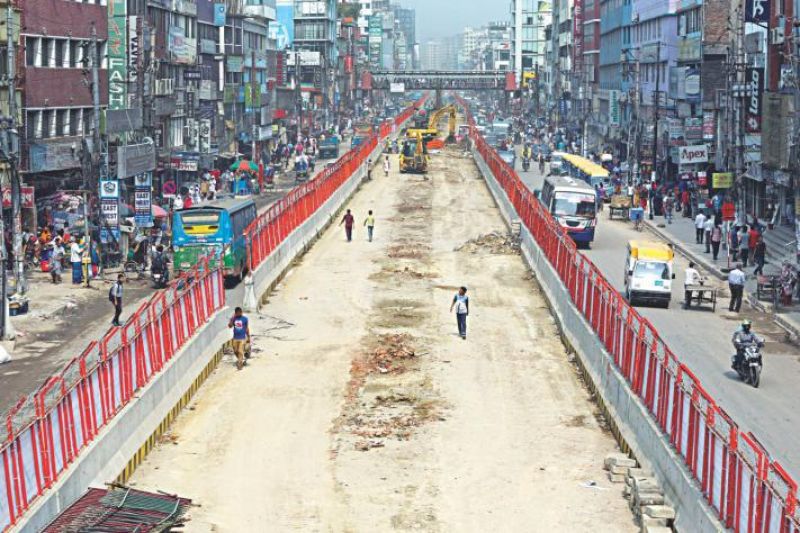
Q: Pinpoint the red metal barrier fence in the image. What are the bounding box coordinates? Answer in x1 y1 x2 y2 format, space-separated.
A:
0 95 426 532
458 97 799 533
0 258 224 531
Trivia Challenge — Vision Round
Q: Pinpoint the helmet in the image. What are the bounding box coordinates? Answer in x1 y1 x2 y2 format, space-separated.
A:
741 319 752 332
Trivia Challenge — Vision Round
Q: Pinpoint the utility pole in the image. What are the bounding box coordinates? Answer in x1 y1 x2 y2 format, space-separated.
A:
735 5 747 221
6 2 23 297
90 23 102 190
651 41 661 186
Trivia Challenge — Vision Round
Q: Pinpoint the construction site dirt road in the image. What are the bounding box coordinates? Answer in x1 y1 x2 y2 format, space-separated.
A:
129 148 636 532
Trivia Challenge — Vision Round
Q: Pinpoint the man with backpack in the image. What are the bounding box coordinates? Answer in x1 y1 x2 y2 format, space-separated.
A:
109 274 124 326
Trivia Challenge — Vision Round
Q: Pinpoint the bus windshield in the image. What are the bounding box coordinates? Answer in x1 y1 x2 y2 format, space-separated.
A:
552 192 596 218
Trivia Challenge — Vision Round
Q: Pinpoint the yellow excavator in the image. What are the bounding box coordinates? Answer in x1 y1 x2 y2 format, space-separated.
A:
406 104 457 141
399 130 429 174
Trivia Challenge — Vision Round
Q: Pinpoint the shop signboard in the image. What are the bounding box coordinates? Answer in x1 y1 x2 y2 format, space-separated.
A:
744 0 770 24
712 172 733 189
685 117 703 142
609 90 620 126
702 111 715 140
117 141 156 178
133 172 153 228
99 179 120 243
213 3 226 26
108 0 128 110
745 67 764 133
679 144 708 164
168 25 196 65
1 186 34 209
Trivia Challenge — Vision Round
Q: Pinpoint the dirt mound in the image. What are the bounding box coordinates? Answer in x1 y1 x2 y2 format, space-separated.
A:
388 243 432 259
456 231 519 255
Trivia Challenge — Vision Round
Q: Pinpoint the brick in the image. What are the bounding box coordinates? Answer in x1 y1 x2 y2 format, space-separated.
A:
605 453 637 469
640 516 668 532
643 505 676 520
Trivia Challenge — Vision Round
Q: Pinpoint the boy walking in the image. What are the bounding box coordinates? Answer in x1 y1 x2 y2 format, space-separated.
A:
449 286 470 339
364 210 375 242
228 307 251 370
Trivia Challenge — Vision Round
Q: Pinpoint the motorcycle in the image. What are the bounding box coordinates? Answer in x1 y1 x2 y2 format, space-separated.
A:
732 342 764 388
151 268 169 289
522 157 530 172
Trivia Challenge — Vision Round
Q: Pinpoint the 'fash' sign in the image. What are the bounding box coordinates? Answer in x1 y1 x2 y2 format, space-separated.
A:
746 67 764 133
679 144 709 165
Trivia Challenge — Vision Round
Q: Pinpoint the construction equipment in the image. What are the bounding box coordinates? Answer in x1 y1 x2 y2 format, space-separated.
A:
406 104 457 141
399 130 429 174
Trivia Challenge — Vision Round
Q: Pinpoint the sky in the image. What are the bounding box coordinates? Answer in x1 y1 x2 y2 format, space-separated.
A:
397 0 500 43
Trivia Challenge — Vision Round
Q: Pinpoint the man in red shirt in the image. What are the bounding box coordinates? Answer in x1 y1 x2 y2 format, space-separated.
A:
748 225 760 259
339 209 355 242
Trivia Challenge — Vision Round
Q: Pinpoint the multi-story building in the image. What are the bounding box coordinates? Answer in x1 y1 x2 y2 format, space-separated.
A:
598 0 634 156
511 0 552 85
294 0 337 128
20 0 108 194
392 5 416 69
549 0 574 129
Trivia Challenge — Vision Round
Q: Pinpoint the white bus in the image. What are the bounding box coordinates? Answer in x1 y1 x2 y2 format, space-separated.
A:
539 174 598 246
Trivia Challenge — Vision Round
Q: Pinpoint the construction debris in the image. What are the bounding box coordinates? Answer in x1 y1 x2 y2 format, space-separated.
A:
455 231 519 255
604 452 676 532
43 486 192 532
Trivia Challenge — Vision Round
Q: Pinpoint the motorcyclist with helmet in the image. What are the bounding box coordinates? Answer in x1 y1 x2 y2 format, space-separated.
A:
732 319 764 370
151 245 170 286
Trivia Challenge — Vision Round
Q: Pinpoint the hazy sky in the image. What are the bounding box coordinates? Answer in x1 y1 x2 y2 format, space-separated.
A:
397 0 501 42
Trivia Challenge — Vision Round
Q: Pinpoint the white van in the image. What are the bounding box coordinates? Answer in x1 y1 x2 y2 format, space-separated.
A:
624 240 675 307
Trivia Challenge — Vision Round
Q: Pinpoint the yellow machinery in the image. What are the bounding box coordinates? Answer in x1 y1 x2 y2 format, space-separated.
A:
406 104 457 141
399 130 429 174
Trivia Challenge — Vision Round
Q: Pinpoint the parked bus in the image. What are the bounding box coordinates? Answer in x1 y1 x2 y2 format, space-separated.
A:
561 153 613 197
172 197 258 280
539 174 598 246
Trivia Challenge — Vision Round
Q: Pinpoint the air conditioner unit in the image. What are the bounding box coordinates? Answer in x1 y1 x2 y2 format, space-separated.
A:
770 27 785 45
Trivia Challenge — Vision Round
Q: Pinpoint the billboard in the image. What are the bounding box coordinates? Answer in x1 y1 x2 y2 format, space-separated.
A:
573 0 583 71
269 0 294 51
168 26 196 65
679 144 709 165
744 0 770 24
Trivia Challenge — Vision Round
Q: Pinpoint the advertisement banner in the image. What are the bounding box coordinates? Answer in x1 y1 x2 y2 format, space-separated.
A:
609 90 620 126
213 3 226 26
685 117 703 143
390 82 405 93
168 26 196 65
1 186 34 209
108 0 128 110
117 141 156 178
573 0 583 70
679 144 709 164
99 179 120 243
712 172 734 189
134 172 153 228
128 16 140 84
744 0 770 24
269 0 294 50
745 67 764 133
703 111 715 140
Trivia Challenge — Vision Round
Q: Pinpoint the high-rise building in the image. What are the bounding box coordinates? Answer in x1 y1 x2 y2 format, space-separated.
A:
511 0 552 84
294 0 338 126
392 5 417 69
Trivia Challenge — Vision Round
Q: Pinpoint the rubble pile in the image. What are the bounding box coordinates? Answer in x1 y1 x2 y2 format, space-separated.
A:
455 231 520 255
366 334 418 375
387 244 432 259
604 453 676 533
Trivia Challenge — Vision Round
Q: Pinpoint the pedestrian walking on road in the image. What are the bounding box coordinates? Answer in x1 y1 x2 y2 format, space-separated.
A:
694 211 707 244
340 209 355 242
683 262 701 309
753 236 767 276
728 264 746 313
703 217 714 253
50 239 64 284
449 286 470 339
109 274 124 326
70 237 83 284
228 307 251 370
384 155 390 177
364 210 375 242
664 194 674 224
711 224 722 260
738 226 750 267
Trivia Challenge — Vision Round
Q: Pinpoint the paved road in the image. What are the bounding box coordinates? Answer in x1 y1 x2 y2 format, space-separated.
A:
516 161 800 478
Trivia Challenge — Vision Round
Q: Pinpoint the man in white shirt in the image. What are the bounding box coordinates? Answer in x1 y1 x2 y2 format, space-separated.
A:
69 237 83 284
684 262 701 309
703 216 715 253
694 211 707 244
728 264 746 312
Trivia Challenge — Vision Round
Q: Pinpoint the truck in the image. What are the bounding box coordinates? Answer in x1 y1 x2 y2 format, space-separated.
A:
318 137 340 159
624 240 675 307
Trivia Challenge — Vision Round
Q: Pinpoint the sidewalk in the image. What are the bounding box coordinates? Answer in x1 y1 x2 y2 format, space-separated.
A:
643 214 800 338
